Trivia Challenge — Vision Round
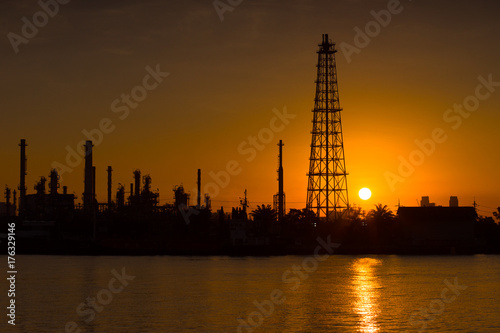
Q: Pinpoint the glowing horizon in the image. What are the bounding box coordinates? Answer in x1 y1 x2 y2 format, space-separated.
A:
1 1 499 217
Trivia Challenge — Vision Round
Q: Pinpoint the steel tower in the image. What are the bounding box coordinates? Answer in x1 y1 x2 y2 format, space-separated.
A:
306 34 349 222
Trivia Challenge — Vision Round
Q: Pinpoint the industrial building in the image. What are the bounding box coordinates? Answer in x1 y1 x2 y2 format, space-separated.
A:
397 196 477 253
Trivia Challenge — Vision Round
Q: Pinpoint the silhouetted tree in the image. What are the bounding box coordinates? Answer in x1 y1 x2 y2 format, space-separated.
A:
282 208 317 234
367 204 394 224
250 204 276 221
345 204 366 226
475 215 500 252
365 204 395 250
280 208 319 248
335 205 369 252
493 207 500 223
250 204 277 234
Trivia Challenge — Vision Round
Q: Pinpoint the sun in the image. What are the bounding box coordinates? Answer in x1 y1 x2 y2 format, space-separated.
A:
359 187 371 200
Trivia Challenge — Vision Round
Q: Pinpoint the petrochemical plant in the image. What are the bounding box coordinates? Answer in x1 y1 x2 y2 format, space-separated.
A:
1 35 498 255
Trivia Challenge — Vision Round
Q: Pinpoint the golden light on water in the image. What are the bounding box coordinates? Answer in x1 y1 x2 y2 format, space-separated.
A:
351 258 382 333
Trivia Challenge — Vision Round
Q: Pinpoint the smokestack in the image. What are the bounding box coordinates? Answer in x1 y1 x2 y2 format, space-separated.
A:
278 140 284 222
63 186 68 195
107 166 112 208
19 139 27 218
197 169 201 208
133 170 141 197
83 140 94 211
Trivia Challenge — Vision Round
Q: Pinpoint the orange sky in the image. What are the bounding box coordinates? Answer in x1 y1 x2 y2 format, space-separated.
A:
1 0 499 216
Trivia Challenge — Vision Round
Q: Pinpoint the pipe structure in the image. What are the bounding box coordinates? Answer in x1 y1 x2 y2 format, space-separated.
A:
278 140 284 223
18 139 27 218
197 169 201 209
107 166 112 208
83 140 94 211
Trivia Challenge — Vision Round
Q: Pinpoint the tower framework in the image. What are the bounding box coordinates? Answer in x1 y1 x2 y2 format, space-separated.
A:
306 34 349 222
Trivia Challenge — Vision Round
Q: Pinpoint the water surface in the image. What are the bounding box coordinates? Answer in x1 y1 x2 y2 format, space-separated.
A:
3 255 500 332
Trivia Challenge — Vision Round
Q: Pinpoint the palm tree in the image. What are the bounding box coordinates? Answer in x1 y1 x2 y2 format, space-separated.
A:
365 204 395 249
367 204 394 221
250 204 277 234
250 204 277 222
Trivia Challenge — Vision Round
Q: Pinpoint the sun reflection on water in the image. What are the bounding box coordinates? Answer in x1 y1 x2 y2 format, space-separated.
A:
351 258 382 333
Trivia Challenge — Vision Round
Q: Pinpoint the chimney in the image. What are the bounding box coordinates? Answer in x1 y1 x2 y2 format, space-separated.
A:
278 140 284 222
83 140 94 211
107 166 112 208
197 169 201 208
19 139 27 218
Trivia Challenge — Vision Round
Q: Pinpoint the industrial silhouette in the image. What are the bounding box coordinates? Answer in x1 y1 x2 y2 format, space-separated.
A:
306 34 349 223
1 35 499 255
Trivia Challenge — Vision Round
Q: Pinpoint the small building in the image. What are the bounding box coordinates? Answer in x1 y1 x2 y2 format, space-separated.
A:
420 196 436 207
449 196 459 207
397 205 476 253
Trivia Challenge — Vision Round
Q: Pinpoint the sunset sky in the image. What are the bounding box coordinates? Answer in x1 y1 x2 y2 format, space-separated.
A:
1 0 499 216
